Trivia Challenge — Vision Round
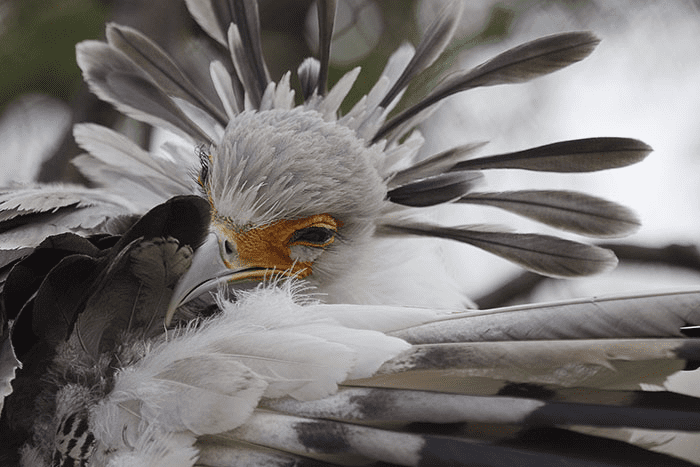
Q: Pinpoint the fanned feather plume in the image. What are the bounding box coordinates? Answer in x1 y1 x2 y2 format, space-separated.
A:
105 23 228 125
76 41 213 143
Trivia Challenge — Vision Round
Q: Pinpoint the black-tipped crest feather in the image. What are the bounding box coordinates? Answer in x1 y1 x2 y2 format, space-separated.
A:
389 142 487 187
375 32 601 141
378 0 463 110
451 137 652 172
388 172 482 207
379 222 617 277
459 190 640 238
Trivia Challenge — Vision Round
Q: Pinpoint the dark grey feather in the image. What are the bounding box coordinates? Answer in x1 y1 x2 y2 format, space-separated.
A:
377 0 463 109
316 0 337 96
459 190 640 238
298 58 321 101
221 0 270 108
387 172 482 207
185 0 270 102
230 0 270 95
76 41 212 143
75 237 192 358
388 142 487 188
106 24 228 125
379 222 617 277
375 32 600 141
450 137 652 172
108 72 213 143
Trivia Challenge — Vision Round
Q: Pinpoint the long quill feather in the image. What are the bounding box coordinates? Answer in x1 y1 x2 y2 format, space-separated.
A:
379 222 617 277
375 32 600 141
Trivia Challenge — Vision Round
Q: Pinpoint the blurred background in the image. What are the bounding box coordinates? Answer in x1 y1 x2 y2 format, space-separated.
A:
1 0 700 459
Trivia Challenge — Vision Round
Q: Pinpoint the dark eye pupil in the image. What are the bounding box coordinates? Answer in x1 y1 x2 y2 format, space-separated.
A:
292 227 333 245
224 240 234 255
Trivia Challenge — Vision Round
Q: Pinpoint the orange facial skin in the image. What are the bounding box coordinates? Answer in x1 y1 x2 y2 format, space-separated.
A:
213 214 340 279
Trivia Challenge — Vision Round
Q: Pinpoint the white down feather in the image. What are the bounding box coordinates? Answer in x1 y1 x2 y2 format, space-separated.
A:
87 284 412 463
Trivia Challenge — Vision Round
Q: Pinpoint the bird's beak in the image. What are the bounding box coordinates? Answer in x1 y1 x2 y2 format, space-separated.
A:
165 232 264 326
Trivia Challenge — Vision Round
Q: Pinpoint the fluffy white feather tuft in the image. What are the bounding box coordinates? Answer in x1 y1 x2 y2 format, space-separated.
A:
85 283 412 462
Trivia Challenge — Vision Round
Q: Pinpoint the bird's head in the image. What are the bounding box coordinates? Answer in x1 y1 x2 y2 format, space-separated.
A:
71 2 652 323
168 108 389 320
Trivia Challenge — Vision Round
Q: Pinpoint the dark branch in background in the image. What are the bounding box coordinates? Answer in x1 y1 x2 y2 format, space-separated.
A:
600 243 700 272
474 243 700 309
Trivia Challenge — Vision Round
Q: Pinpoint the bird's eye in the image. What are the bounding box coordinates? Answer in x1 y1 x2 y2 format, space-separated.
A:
288 226 336 247
224 239 235 255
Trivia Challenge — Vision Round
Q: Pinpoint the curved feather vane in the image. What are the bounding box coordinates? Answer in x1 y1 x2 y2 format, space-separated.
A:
105 23 228 125
458 190 641 238
388 141 488 188
73 123 195 209
387 172 483 207
451 137 652 173
375 31 601 141
76 41 213 143
0 185 136 257
1 1 694 466
378 222 618 277
377 0 463 110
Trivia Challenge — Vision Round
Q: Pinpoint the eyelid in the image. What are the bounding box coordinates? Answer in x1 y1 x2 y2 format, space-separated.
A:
288 224 337 247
